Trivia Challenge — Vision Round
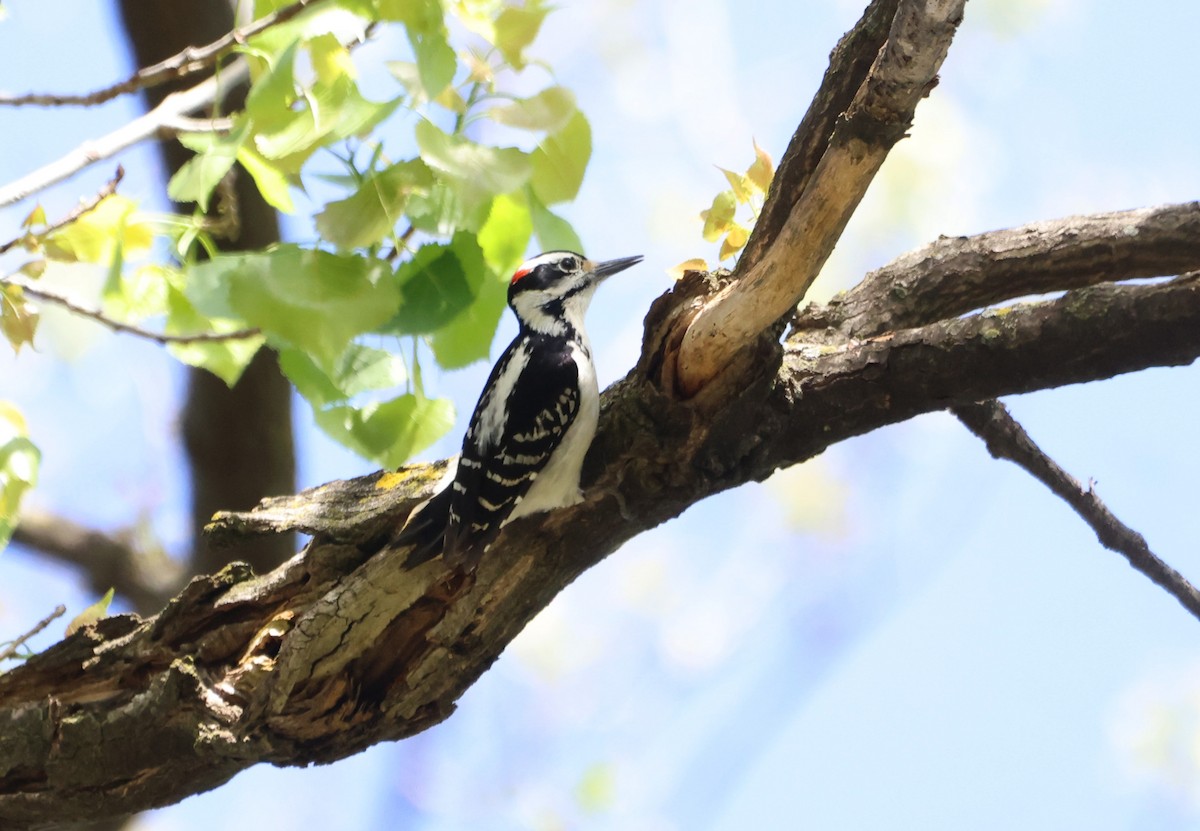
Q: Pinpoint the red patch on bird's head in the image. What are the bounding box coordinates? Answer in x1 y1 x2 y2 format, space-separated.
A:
510 266 532 284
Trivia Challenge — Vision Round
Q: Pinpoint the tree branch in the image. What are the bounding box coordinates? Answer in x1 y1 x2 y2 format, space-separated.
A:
796 201 1200 337
0 168 125 256
953 400 1200 618
3 254 1200 826
0 606 65 665
674 0 966 397
0 275 263 345
0 0 325 108
11 509 184 614
0 61 248 208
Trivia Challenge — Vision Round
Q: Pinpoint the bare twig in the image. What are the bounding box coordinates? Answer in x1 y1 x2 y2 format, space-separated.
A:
0 605 66 664
0 0 325 108
0 167 125 256
0 274 262 345
954 399 1200 621
0 60 249 208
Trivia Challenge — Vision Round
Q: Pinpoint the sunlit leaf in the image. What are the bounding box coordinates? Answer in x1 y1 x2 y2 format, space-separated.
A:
489 86 576 132
0 400 40 549
477 192 533 275
316 159 434 249
43 195 154 264
314 393 454 468
527 189 583 252
700 190 737 243
718 222 749 261
530 110 591 206
720 166 753 203
308 33 357 85
667 258 709 280
280 343 407 407
64 588 114 637
164 283 264 386
21 205 46 229
384 232 486 334
237 143 296 213
189 247 399 369
493 0 549 69
746 138 775 193
245 39 299 131
0 284 39 353
409 28 457 101
169 120 252 211
414 120 532 195
430 264 505 368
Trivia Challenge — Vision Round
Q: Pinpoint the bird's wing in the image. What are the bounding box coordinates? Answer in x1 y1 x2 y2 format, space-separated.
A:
443 337 580 568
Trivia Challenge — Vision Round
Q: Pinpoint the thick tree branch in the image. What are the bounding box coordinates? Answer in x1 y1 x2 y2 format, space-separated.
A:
796 201 1200 337
3 258 1199 826
674 0 965 396
953 400 1200 618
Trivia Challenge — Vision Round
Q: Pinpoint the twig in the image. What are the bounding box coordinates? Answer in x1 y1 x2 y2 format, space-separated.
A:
0 166 125 256
954 399 1200 622
0 60 249 208
0 0 325 108
0 605 66 663
0 274 262 345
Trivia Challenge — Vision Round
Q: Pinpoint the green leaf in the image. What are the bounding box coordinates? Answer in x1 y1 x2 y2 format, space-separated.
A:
314 393 454 467
493 0 550 69
43 195 153 264
377 0 443 32
528 189 583 252
245 39 299 130
280 343 407 407
164 284 265 386
191 247 400 369
489 86 576 132
169 120 252 211
430 264 505 368
477 192 533 275
384 232 486 334
103 264 170 323
64 588 114 637
406 178 493 235
315 159 434 249
410 28 457 101
254 77 402 173
414 120 532 195
0 403 39 550
237 143 296 213
530 110 591 205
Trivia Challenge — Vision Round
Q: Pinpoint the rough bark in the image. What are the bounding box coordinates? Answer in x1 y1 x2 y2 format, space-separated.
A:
3 0 1200 826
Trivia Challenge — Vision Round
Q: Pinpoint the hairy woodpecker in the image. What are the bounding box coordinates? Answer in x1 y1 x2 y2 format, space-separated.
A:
398 250 643 570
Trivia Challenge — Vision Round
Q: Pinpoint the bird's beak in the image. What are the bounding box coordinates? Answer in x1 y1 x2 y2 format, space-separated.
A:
587 255 643 284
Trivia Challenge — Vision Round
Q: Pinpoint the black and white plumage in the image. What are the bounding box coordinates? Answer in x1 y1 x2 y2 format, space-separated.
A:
398 250 643 570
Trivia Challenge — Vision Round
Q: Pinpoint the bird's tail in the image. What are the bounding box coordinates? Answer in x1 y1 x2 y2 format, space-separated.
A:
392 486 452 567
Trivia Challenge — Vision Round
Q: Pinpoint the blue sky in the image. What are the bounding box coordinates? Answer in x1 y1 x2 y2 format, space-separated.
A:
3 1 1200 829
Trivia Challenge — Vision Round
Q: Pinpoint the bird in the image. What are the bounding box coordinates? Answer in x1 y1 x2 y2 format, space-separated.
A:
396 250 643 570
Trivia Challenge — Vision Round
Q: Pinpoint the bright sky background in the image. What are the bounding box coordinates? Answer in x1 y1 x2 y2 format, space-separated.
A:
3 1 1200 829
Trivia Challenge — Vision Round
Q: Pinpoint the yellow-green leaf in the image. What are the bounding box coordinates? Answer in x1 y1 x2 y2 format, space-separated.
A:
0 285 39 353
493 0 549 69
489 86 576 133
530 110 591 205
21 205 46 229
65 588 114 637
719 222 749 260
667 258 708 280
700 190 736 243
720 167 753 203
746 138 775 193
